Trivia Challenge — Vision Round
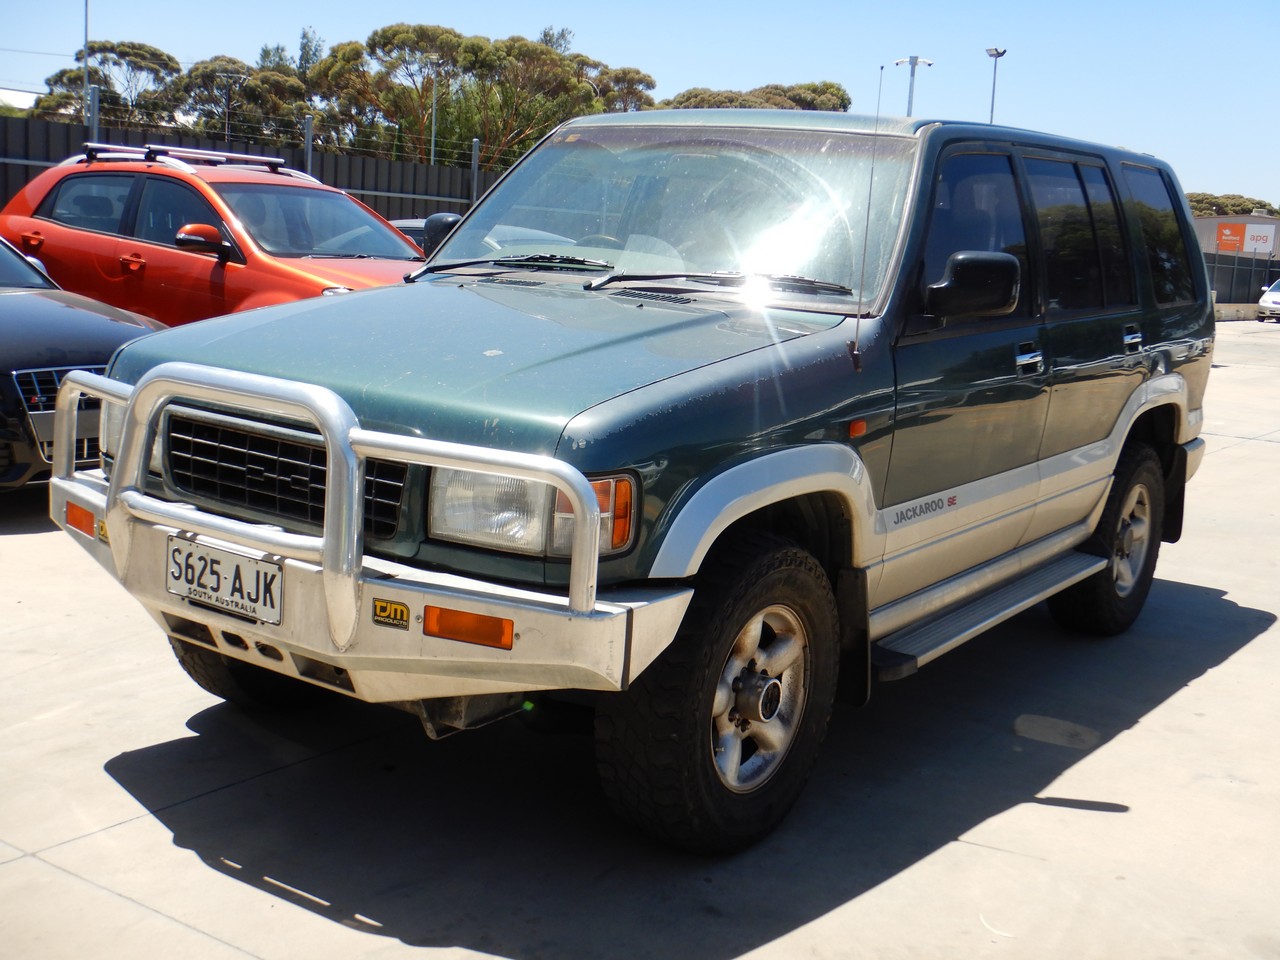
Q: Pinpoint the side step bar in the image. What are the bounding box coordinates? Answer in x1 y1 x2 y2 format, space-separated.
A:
871 552 1108 681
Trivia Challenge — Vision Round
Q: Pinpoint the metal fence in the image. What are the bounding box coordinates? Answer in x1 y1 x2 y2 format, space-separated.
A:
0 116 498 221
1205 251 1280 304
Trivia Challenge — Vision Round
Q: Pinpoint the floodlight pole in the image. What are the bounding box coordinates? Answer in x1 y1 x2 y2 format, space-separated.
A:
987 48 1007 123
82 0 89 122
893 55 933 117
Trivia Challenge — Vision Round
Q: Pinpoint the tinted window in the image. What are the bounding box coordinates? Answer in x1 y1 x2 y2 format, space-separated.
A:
1025 158 1136 313
921 152 1030 316
1026 158 1103 311
39 174 132 235
1122 164 1196 304
134 177 223 246
1080 165 1135 307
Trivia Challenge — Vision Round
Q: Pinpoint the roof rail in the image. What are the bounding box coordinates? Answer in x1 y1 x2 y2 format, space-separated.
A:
79 142 289 173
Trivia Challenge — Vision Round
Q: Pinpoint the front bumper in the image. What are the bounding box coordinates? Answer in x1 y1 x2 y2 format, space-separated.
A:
50 364 692 703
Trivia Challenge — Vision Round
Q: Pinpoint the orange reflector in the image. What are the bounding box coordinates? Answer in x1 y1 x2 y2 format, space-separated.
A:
848 419 868 438
66 501 96 538
611 478 634 550
423 606 514 650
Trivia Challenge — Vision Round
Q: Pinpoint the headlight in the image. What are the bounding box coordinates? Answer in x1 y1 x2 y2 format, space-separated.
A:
99 400 162 475
429 469 636 557
429 469 552 555
99 400 125 460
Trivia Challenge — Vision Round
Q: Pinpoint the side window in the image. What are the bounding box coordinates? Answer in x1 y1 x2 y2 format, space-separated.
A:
134 177 222 246
36 174 133 235
921 152 1030 317
1025 158 1136 313
1079 165 1135 307
1025 158 1102 311
1122 164 1196 305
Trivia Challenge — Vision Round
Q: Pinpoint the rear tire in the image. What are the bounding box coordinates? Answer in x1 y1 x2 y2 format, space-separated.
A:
1048 443 1164 636
595 532 840 853
169 639 323 710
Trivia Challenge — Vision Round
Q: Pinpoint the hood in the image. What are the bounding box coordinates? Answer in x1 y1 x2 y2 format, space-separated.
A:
276 256 419 290
0 288 158 371
108 275 843 454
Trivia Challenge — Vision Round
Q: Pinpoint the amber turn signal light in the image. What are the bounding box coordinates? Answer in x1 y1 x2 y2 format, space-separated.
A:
65 501 96 538
423 606 514 650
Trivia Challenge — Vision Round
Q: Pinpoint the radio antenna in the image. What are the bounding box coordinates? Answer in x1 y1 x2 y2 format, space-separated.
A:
850 64 885 374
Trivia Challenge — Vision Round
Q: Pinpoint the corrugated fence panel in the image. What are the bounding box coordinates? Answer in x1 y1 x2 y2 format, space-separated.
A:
1 117 479 220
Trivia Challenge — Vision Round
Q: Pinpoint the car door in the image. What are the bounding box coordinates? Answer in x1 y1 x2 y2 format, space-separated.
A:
116 175 240 324
1019 153 1148 542
879 146 1050 603
18 173 136 308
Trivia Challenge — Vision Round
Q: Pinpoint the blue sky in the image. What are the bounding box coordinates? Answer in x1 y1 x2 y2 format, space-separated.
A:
3 0 1274 203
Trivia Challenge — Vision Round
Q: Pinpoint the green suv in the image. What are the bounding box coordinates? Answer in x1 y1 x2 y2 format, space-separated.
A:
49 110 1213 852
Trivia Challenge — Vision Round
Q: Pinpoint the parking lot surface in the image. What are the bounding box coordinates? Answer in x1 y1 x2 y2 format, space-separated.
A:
2 322 1278 960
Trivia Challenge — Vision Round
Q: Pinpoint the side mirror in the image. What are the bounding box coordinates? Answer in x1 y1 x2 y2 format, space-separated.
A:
24 254 50 277
925 251 1020 320
423 212 462 254
175 223 232 260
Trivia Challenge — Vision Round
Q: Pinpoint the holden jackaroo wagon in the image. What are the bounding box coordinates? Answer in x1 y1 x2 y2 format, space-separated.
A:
49 110 1213 852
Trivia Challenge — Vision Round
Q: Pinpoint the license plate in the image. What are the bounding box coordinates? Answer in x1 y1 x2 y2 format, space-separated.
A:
165 536 283 625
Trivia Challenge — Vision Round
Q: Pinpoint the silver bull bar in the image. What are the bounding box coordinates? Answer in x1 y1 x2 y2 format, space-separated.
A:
50 363 691 697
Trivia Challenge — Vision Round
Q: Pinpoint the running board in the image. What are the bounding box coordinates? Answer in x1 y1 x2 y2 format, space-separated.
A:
871 552 1108 681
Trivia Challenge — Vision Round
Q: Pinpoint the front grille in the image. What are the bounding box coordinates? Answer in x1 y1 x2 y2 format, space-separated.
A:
164 408 406 539
12 366 107 415
37 436 100 464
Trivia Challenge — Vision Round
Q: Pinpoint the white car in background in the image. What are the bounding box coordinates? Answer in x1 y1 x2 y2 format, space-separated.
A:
1259 279 1280 321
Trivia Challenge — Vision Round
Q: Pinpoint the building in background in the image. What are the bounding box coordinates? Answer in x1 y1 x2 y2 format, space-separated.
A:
1192 212 1280 312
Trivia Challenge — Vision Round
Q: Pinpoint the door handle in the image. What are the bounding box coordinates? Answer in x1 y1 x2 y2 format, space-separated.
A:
1123 325 1143 355
119 253 146 273
20 231 43 251
1015 343 1044 376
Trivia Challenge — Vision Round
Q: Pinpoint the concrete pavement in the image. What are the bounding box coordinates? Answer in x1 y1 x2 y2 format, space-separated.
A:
1 321 1277 960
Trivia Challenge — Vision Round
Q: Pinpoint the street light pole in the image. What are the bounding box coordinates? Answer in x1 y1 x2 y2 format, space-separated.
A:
986 48 1007 124
893 55 933 117
82 0 89 122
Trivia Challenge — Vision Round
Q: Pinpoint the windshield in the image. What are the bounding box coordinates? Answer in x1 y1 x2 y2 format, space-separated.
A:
0 241 57 290
432 123 917 303
214 183 423 260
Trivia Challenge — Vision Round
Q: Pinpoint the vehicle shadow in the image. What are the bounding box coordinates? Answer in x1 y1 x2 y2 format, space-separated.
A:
0 484 56 535
104 579 1272 960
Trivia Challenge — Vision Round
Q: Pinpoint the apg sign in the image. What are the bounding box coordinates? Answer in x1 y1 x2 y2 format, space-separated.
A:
1217 222 1275 254
1245 224 1276 254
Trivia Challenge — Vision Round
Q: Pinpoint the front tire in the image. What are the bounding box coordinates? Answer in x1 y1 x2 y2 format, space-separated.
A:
169 639 323 710
1048 443 1164 636
595 532 840 853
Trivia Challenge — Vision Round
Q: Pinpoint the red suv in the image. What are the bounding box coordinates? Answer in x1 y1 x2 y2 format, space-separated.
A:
0 143 424 326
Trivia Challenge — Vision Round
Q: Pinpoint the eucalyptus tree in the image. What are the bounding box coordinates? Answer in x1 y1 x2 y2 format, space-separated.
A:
34 40 180 127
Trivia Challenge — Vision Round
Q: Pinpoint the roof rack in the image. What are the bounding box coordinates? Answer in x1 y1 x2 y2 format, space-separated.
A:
74 142 297 176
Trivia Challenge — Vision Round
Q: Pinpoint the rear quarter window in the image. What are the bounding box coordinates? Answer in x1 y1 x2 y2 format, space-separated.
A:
1122 164 1196 305
1024 157 1136 313
36 174 133 235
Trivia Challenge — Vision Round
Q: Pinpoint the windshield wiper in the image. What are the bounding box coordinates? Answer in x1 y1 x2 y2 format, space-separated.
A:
758 274 854 296
409 253 613 280
583 270 853 296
